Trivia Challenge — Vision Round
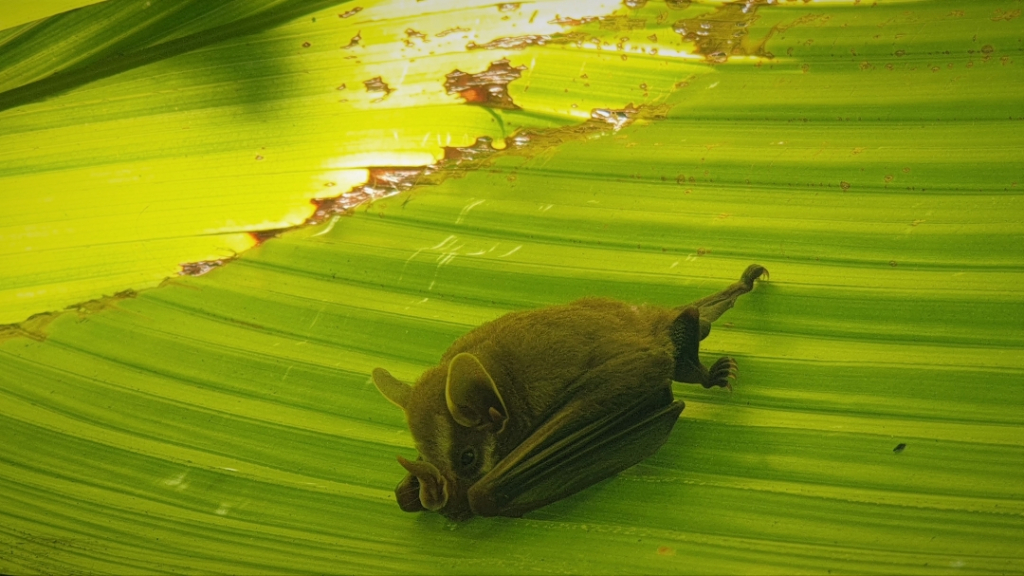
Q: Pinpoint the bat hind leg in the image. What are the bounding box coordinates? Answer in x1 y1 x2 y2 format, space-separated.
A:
670 307 735 389
685 264 768 325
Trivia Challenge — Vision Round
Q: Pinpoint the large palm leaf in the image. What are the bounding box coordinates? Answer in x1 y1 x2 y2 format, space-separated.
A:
1 0 1022 573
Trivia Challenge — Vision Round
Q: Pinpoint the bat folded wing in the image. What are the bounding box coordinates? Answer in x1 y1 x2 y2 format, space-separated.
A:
468 382 684 517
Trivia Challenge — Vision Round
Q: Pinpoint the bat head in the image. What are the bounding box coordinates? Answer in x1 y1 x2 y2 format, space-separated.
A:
372 353 509 520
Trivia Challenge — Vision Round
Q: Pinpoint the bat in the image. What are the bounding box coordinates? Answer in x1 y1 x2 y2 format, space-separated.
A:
372 264 767 520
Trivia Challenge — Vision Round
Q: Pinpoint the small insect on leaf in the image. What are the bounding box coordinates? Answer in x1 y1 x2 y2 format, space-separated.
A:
371 264 768 520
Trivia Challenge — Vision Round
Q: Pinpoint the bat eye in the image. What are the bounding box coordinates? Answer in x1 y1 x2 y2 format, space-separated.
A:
460 449 476 468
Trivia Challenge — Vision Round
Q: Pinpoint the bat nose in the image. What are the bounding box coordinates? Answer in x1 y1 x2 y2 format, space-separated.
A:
395 473 425 512
397 455 449 511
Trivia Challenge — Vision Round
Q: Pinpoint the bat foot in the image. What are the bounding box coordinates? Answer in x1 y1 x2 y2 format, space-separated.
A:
704 357 737 389
741 264 768 287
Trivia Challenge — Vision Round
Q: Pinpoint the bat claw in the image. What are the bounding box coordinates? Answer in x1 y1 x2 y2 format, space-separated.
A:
705 357 737 389
741 264 768 287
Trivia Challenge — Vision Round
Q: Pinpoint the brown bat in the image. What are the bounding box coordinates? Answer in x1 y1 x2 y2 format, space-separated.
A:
372 264 767 520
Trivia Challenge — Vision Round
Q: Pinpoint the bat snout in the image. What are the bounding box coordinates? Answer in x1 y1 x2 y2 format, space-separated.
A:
394 473 425 512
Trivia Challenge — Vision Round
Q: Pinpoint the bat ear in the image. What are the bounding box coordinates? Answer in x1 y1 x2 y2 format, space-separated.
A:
445 352 508 433
398 456 448 511
372 368 412 410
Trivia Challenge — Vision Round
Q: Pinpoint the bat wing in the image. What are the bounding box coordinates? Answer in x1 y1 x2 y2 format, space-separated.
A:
467 352 683 517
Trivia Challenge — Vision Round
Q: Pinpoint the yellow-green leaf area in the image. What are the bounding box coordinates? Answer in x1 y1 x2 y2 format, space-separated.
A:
3 0 692 325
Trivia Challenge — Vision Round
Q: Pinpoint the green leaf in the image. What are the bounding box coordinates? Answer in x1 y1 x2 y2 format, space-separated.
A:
1 0 1023 574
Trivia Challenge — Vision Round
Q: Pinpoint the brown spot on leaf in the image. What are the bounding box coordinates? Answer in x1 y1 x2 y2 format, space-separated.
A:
840 181 851 190
249 229 288 244
404 28 428 46
591 105 640 130
339 7 363 18
499 103 670 163
445 59 526 109
308 168 432 224
674 2 815 63
363 76 393 100
436 27 470 37
657 546 676 556
367 168 429 190
181 259 231 276
443 137 499 162
342 31 362 49
991 9 1021 21
673 0 760 63
467 35 550 50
